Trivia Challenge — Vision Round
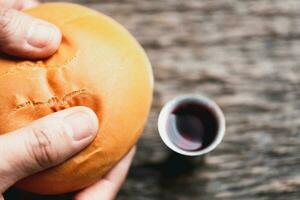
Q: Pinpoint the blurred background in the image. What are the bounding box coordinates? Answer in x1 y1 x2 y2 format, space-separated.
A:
24 0 300 199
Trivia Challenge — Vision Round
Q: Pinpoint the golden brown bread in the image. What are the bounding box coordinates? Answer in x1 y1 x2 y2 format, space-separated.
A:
0 3 153 194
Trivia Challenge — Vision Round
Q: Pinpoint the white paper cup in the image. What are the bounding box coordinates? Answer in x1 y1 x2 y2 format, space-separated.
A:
158 94 225 156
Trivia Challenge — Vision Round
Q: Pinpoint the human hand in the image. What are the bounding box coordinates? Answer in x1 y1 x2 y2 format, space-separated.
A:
1 107 135 200
0 0 61 59
3 146 136 200
0 1 136 199
0 106 99 199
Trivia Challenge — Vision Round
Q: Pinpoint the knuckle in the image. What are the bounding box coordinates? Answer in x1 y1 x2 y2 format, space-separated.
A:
26 125 59 169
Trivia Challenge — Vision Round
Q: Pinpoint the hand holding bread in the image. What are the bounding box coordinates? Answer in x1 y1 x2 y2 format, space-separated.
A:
0 0 153 199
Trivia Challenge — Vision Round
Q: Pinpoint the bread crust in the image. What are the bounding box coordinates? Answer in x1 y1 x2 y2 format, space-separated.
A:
0 3 153 194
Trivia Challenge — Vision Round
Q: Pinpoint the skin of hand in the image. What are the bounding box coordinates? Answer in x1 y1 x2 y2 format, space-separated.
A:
0 1 136 199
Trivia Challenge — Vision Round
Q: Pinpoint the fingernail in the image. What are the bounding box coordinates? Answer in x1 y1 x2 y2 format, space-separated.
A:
27 23 57 48
64 112 97 141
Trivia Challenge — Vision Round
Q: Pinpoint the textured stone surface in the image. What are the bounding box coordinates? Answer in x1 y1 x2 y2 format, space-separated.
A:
7 0 300 199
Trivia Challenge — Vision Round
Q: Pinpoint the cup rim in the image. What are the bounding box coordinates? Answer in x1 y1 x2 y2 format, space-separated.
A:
158 94 226 156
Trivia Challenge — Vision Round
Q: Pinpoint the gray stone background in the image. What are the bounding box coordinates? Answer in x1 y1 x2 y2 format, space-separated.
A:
12 0 300 199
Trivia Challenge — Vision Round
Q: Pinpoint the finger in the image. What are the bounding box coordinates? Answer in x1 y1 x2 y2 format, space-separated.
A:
0 106 99 193
74 147 136 200
0 7 61 59
0 0 39 11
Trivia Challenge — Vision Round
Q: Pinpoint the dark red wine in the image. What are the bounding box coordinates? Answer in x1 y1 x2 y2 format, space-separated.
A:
166 102 218 151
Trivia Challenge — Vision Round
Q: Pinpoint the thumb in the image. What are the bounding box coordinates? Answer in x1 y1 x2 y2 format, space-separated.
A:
0 106 98 194
0 7 61 59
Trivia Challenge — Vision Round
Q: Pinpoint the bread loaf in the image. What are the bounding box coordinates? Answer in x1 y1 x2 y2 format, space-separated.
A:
0 2 153 194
